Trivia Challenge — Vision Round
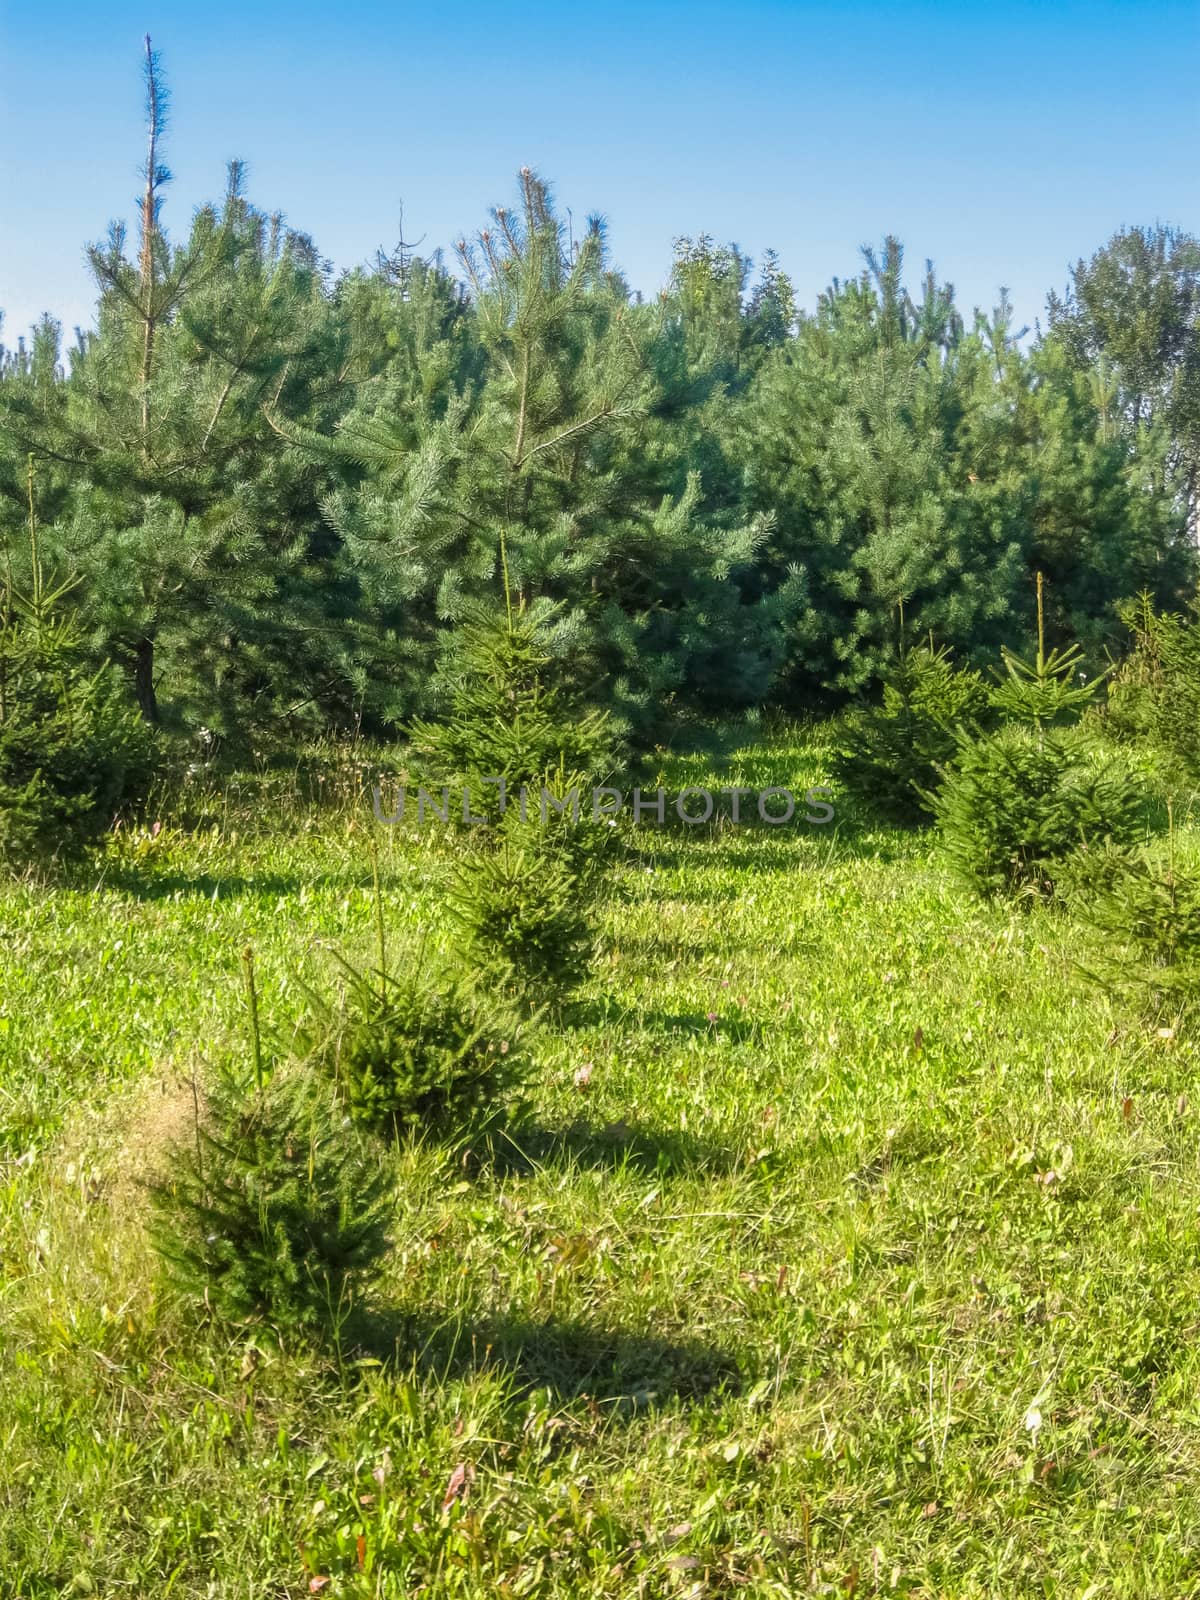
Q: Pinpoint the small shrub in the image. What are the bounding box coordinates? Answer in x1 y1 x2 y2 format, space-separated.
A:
303 954 530 1136
409 589 617 1006
1105 595 1200 784
930 724 1143 901
834 643 989 826
989 639 1106 728
411 598 619 823
1068 840 1200 1024
147 1060 390 1338
989 571 1109 731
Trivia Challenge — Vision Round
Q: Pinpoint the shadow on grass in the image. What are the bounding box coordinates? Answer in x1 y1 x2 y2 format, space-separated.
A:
354 1305 742 1403
624 821 922 873
487 1116 742 1178
96 867 374 902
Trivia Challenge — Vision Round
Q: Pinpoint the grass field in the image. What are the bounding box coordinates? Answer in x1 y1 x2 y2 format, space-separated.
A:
3 725 1200 1597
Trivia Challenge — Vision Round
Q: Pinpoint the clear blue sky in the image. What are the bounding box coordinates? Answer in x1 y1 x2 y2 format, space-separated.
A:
1 0 1196 346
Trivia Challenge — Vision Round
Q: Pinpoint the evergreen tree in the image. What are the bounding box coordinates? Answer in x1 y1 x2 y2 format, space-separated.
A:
738 242 1026 700
0 463 156 865
318 171 775 737
4 41 348 746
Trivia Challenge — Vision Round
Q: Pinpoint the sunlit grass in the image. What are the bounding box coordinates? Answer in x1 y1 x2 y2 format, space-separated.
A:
2 726 1199 1596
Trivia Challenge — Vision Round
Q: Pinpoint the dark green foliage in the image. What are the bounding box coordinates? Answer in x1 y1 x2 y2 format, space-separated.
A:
446 807 601 1006
148 1061 390 1337
1047 224 1200 522
302 954 529 1136
930 724 1143 901
0 45 1194 744
410 596 619 816
0 569 156 866
1105 596 1200 783
834 640 989 825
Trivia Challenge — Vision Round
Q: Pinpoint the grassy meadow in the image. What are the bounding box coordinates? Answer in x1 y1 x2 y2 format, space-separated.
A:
3 725 1200 1597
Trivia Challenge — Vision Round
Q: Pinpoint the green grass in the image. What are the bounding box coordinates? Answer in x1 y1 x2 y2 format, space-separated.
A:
3 725 1200 1596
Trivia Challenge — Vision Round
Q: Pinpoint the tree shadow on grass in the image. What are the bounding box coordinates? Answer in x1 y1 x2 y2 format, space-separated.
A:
487 1116 743 1178
353 1304 742 1405
95 867 373 902
629 824 919 873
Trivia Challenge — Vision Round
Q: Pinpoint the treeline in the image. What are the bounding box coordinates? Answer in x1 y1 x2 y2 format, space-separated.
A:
1 45 1198 754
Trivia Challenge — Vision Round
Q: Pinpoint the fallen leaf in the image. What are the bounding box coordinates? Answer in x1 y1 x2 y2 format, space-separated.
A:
442 1461 473 1510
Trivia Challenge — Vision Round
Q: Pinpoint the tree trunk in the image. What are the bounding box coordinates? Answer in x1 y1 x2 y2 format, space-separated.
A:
134 636 159 724
139 34 163 457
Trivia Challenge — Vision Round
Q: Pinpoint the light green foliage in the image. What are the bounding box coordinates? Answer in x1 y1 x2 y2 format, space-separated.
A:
1069 839 1200 1024
990 638 1105 726
6 730 1200 1594
1105 594 1200 783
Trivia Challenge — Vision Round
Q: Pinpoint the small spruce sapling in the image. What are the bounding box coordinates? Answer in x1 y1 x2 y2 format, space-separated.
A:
834 607 989 825
932 574 1141 901
1068 806 1200 1027
989 572 1108 730
1105 594 1200 785
148 945 390 1338
299 842 533 1136
412 553 618 1006
301 953 531 1137
931 723 1141 901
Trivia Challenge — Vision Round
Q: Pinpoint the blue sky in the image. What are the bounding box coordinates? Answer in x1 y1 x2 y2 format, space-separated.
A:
1 1 1196 345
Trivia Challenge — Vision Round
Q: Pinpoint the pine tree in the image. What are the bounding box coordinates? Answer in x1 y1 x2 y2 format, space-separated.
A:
738 242 1026 701
4 41 348 746
318 171 775 738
